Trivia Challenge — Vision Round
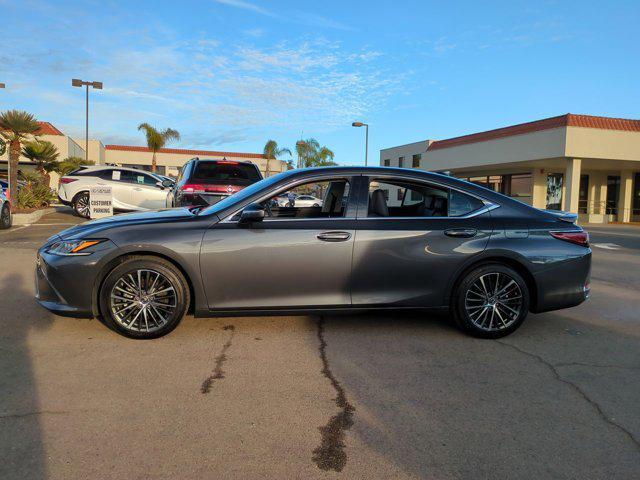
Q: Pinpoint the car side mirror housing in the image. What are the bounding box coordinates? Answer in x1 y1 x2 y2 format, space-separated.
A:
239 203 265 223
158 179 174 189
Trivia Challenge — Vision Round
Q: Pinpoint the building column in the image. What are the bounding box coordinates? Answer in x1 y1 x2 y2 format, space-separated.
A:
532 168 547 209
564 158 582 213
618 170 633 223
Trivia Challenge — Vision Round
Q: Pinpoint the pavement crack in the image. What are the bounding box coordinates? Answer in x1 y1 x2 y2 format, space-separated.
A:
312 316 355 472
496 340 640 451
201 324 235 394
553 361 640 370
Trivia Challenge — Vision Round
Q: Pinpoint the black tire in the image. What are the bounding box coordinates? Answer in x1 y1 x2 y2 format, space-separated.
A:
0 202 11 229
99 256 190 339
72 191 90 218
452 263 529 339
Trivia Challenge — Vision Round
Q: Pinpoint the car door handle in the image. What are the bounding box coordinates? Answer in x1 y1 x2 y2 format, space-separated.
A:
444 228 477 238
317 231 352 242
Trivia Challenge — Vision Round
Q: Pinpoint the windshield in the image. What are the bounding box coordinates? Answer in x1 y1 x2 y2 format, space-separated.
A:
198 171 292 216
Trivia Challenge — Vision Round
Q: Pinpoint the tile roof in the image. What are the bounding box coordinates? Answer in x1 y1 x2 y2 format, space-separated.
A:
36 121 65 136
428 114 640 151
105 144 266 159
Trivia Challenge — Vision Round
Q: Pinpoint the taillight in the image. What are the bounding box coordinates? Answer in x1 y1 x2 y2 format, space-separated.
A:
60 178 77 184
550 230 589 247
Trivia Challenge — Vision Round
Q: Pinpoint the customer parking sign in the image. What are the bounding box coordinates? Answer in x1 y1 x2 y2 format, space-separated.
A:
89 186 113 219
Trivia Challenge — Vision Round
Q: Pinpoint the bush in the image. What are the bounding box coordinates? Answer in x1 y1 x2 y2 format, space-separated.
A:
15 171 55 210
55 156 94 176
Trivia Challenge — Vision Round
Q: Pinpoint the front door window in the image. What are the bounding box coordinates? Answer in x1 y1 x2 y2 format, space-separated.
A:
546 173 563 210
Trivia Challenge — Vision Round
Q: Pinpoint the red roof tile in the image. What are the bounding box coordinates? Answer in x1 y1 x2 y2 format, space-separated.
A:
428 114 640 151
105 144 266 159
36 121 65 136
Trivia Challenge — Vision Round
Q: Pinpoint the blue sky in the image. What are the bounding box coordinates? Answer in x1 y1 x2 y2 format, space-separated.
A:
2 0 639 164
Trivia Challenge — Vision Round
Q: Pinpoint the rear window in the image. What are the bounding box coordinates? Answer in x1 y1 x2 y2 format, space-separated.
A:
192 162 261 185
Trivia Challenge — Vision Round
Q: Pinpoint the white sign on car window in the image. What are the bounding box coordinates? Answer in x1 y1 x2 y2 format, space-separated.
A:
112 170 121 181
90 186 113 219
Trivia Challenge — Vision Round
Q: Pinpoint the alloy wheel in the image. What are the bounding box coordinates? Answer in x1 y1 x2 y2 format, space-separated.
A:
109 269 177 333
464 272 523 332
75 194 90 218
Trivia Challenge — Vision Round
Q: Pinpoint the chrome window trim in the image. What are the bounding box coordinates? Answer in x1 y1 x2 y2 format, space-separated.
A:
221 174 356 224
362 173 500 220
357 202 500 221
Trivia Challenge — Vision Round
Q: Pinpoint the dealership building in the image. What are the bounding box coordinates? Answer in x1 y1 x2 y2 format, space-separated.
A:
380 114 640 223
1 122 287 187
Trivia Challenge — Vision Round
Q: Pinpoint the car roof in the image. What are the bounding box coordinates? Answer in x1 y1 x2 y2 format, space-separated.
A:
68 166 159 176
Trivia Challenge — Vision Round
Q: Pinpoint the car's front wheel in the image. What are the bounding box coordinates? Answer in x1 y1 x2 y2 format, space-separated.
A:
0 202 12 229
452 263 529 338
72 192 90 218
99 256 190 339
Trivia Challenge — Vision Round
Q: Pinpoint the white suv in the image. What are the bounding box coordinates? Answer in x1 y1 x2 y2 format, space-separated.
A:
59 166 173 218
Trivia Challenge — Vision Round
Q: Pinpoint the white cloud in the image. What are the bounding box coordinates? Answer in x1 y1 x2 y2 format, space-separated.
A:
212 0 276 17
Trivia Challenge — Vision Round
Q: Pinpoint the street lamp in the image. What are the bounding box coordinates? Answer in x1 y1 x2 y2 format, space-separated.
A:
352 121 369 166
72 79 102 161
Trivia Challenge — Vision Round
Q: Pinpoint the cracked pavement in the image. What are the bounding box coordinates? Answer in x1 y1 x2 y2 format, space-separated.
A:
0 210 639 479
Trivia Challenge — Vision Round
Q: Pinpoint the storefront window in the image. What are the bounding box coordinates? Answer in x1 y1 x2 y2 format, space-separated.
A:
546 173 563 210
510 173 532 204
579 175 589 214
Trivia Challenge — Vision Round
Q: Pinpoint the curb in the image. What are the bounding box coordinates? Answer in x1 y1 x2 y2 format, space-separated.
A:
12 208 54 226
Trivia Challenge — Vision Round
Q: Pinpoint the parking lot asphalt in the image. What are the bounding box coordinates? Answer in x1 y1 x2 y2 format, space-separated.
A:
1 209 639 479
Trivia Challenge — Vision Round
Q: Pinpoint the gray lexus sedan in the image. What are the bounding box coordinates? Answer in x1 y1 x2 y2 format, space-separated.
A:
35 166 591 339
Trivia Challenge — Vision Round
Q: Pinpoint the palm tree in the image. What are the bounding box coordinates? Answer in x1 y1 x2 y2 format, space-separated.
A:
263 140 291 177
137 123 180 173
295 138 336 168
0 110 40 202
22 140 59 185
54 156 94 177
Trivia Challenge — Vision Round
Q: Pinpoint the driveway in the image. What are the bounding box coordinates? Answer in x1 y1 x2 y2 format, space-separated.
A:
1 210 638 479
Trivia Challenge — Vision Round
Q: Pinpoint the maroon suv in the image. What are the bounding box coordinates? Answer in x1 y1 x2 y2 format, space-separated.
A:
168 158 263 207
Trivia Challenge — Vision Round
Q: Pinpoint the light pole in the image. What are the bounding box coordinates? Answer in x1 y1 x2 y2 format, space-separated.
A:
72 79 102 161
352 121 369 166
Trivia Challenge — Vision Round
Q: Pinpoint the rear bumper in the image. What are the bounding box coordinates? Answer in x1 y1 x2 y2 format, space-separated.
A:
531 250 591 313
176 192 230 207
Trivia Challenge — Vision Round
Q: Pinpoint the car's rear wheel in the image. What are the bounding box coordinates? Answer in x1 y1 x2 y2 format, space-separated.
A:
72 192 90 218
0 202 11 229
99 256 190 339
452 263 529 338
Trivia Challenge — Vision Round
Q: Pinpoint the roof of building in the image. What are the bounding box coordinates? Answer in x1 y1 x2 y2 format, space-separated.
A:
105 144 266 159
428 113 640 151
36 121 65 136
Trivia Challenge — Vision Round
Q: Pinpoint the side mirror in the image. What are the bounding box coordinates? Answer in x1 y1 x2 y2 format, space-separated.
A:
239 203 265 223
157 179 174 189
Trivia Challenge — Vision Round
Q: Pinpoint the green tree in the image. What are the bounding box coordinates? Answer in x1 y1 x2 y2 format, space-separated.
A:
54 156 94 177
0 110 40 204
295 138 337 168
262 140 291 177
22 139 59 185
137 123 180 173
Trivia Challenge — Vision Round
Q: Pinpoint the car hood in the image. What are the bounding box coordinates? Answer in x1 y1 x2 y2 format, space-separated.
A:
57 208 199 240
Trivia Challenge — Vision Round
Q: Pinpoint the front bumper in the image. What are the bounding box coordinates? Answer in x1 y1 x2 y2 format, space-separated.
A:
35 239 117 318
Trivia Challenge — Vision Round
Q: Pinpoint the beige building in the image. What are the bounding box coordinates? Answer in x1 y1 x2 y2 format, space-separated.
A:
380 114 640 223
103 145 287 178
1 121 287 187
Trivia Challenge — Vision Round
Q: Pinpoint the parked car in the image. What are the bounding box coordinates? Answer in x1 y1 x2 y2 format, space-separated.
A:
292 194 323 207
0 179 26 195
58 166 174 218
167 158 263 208
0 191 11 229
35 166 591 340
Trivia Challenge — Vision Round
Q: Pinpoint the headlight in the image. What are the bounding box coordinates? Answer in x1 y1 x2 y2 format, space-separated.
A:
47 239 106 256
